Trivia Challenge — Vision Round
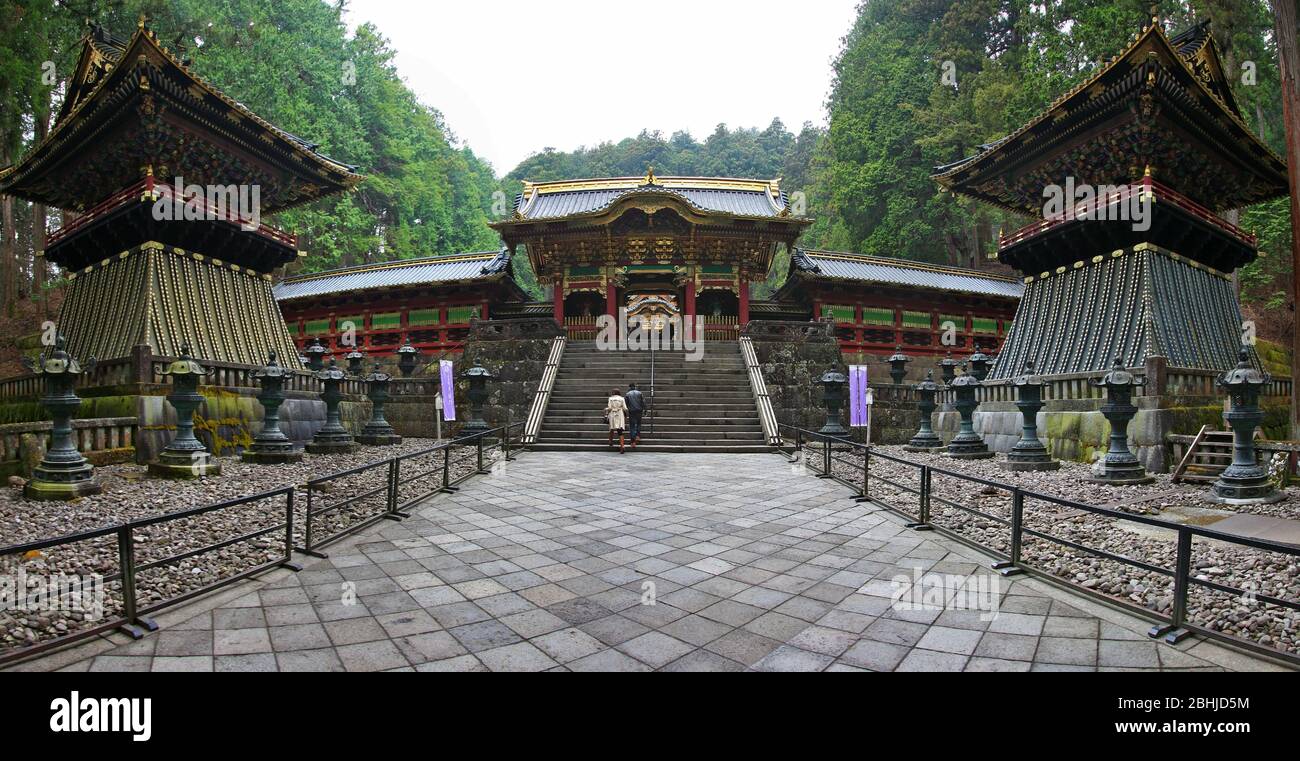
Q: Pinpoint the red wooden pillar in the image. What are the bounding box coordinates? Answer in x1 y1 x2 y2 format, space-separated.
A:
606 281 618 318
738 278 750 328
684 280 696 323
553 278 565 325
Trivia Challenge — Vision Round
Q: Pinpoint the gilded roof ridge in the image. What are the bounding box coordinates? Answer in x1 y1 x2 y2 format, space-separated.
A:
522 176 783 194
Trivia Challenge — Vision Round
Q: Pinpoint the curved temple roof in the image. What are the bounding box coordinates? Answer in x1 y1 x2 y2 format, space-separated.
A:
931 19 1288 215
786 250 1023 300
504 175 795 222
0 22 363 213
273 250 515 302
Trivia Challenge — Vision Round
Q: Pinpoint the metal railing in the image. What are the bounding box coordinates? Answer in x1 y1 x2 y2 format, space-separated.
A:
0 424 525 667
0 486 296 665
777 423 1300 666
523 337 566 445
739 336 781 446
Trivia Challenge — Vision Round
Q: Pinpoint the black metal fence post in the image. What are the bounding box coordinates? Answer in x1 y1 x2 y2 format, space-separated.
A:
385 458 408 520
907 465 933 531
439 444 458 494
115 526 156 637
993 488 1024 576
855 445 870 503
1150 528 1193 644
477 432 488 474
282 490 303 571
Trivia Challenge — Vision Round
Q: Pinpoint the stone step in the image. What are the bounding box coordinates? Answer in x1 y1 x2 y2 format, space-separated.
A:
529 442 773 454
539 429 766 441
549 390 753 399
541 418 763 430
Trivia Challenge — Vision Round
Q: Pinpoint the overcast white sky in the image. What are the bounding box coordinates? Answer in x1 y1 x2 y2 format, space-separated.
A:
344 0 859 177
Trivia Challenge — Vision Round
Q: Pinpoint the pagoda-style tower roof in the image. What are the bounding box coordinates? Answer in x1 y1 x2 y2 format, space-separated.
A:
0 21 363 214
490 172 811 280
932 19 1288 217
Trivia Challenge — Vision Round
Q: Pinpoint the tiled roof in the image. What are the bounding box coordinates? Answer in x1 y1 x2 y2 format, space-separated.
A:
274 250 512 302
511 176 790 221
790 249 1023 299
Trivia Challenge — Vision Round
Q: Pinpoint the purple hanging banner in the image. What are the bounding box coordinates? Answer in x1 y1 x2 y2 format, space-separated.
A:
440 360 457 421
849 365 869 427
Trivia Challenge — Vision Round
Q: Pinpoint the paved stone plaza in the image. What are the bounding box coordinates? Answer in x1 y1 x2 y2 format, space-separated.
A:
8 453 1291 672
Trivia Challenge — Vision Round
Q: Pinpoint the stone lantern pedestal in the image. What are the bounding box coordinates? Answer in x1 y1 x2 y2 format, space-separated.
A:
903 370 944 453
22 337 103 501
1207 348 1283 504
306 359 359 454
1001 360 1060 472
243 351 303 464
816 368 849 439
886 346 910 385
461 365 495 435
357 362 402 446
1085 358 1154 485
945 363 993 459
149 345 222 478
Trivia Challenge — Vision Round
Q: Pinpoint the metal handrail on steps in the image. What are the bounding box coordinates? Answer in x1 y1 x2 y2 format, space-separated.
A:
739 336 782 446
522 336 566 444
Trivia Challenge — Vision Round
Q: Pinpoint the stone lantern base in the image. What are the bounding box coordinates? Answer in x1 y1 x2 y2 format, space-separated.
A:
242 443 304 464
1083 460 1154 486
1205 473 1284 505
1000 458 1061 472
148 450 223 479
903 444 946 454
23 464 103 501
945 437 994 459
357 431 403 446
945 449 995 460
305 432 359 455
1000 444 1061 472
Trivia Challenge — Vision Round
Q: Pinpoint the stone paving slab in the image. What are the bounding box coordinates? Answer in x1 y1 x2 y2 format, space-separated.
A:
5 452 1294 673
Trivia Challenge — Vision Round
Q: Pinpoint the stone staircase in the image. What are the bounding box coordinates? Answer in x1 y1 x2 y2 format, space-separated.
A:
531 342 771 453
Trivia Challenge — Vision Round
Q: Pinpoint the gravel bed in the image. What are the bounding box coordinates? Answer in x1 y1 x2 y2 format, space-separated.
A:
0 437 507 655
802 443 1300 657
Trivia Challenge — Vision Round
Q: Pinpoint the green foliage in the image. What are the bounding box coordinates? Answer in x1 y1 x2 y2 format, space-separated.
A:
1 0 501 278
801 0 1294 333
504 120 823 196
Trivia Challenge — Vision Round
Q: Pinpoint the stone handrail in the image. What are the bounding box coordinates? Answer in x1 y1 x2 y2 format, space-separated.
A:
0 416 138 470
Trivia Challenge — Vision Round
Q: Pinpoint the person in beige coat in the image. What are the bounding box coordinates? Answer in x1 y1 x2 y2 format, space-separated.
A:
605 387 628 453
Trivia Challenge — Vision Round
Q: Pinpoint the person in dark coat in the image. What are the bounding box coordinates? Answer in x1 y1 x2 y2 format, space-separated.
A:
624 383 645 447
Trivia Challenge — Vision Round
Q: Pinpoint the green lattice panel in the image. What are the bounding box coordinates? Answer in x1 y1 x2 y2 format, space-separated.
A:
285 320 301 336
336 315 364 332
304 318 330 336
448 305 480 324
901 311 932 329
824 304 855 323
371 312 401 330
939 314 966 331
568 266 601 277
408 309 440 327
972 317 999 334
861 307 894 326
701 264 734 275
